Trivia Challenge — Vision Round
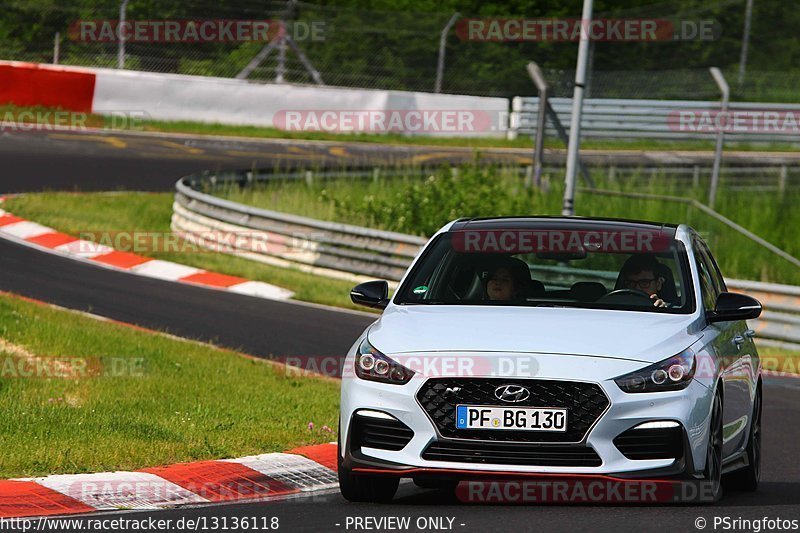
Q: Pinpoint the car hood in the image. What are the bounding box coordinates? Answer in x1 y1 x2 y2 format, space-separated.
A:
368 305 700 363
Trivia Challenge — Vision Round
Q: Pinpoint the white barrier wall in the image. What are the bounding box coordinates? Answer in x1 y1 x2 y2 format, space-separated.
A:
91 68 509 137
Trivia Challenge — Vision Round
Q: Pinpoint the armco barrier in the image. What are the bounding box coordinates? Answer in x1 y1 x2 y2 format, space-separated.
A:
172 172 800 349
172 174 427 282
509 96 800 143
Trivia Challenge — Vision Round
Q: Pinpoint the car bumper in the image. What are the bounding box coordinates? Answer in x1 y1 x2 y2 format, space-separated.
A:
340 353 714 479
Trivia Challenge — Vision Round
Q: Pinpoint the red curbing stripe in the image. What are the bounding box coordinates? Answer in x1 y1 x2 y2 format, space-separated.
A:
0 214 24 227
141 461 299 502
25 232 78 249
180 271 248 288
91 250 152 269
0 480 96 518
286 443 338 472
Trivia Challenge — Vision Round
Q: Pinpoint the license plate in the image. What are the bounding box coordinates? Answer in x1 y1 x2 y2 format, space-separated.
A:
455 405 568 432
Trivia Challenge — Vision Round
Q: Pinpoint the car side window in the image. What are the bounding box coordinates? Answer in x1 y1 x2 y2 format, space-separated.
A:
693 239 719 312
697 240 728 293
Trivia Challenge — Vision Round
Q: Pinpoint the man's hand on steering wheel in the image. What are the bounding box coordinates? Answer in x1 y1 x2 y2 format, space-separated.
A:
650 293 668 308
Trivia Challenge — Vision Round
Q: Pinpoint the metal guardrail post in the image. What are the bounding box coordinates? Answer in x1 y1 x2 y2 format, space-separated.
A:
709 67 729 209
779 165 788 193
434 13 460 93
526 62 548 189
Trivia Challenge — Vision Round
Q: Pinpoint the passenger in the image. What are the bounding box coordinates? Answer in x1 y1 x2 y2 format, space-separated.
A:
485 257 530 302
618 254 671 308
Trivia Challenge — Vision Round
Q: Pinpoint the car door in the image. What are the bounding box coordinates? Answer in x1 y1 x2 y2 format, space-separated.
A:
700 239 758 454
694 237 750 456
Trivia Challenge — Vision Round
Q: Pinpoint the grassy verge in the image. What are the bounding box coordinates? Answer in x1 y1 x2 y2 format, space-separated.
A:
3 192 366 312
758 346 800 375
0 292 340 478
214 166 800 285
1 104 795 152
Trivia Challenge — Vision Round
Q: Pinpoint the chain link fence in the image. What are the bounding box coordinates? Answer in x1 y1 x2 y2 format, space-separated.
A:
1 0 799 101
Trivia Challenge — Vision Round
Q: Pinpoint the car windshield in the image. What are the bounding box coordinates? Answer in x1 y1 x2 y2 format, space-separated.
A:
394 225 694 313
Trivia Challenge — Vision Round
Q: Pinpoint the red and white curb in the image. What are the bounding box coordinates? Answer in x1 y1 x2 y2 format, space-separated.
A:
0 201 293 301
0 443 337 518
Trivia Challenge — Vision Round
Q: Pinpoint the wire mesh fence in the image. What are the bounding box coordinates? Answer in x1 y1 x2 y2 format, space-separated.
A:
1 0 799 101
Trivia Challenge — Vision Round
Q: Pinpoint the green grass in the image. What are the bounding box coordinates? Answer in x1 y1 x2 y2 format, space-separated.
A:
4 192 367 312
6 163 800 288
757 346 800 375
0 292 340 478
214 166 800 285
1 103 796 152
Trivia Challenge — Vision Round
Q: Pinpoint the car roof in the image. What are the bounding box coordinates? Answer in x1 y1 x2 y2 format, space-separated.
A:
449 216 679 237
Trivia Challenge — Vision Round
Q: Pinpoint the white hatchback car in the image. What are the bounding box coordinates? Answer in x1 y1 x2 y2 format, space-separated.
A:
339 217 763 503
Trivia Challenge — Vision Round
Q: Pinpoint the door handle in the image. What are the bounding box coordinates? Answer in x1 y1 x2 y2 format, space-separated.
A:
744 329 756 338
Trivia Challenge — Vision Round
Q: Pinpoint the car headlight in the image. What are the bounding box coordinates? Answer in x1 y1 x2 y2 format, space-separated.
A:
355 338 414 385
614 348 696 393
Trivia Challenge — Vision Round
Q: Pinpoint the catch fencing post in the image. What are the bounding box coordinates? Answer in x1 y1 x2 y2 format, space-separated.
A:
276 33 287 83
708 67 729 209
526 62 548 189
434 13 460 93
738 0 755 87
562 0 594 216
117 0 130 69
53 32 60 64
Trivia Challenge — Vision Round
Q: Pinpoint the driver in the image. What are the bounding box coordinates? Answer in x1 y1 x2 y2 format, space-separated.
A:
484 256 530 302
618 254 671 308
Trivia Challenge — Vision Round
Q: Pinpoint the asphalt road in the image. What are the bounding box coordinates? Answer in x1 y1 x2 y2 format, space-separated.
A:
4 128 800 192
0 129 531 192
2 130 799 532
0 238 373 358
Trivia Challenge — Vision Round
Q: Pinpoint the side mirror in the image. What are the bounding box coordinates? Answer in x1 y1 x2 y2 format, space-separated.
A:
350 280 390 309
707 292 762 323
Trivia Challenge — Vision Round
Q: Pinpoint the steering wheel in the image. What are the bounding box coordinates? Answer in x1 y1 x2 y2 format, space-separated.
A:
597 288 653 305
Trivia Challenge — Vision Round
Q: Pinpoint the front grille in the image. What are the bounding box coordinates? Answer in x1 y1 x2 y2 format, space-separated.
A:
416 378 609 443
351 413 414 451
614 425 684 460
422 441 602 467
